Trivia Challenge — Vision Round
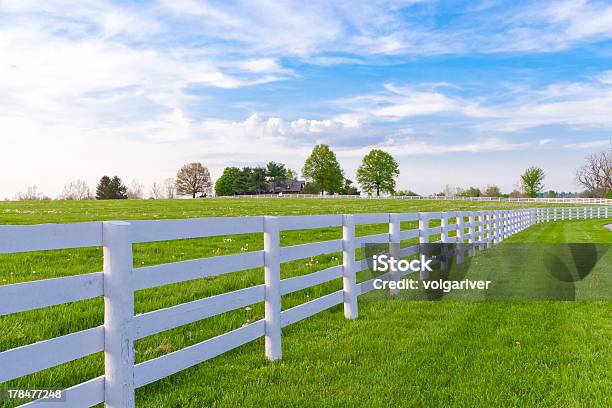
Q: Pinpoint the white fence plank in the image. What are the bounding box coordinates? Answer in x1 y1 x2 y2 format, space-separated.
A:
280 239 343 263
0 326 104 382
280 265 343 296
0 272 103 316
134 320 265 388
358 272 391 295
134 285 265 339
129 216 263 243
358 257 371 272
352 213 389 225
355 233 389 246
427 226 442 234
134 251 264 290
399 229 419 240
20 376 105 408
398 244 420 258
280 290 344 327
277 214 342 231
397 213 419 221
0 222 102 254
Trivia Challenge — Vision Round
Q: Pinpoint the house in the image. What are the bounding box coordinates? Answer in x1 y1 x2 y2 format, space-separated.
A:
270 179 305 194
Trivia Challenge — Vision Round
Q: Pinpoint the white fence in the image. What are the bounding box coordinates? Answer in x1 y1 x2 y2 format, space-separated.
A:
0 207 610 407
219 193 612 205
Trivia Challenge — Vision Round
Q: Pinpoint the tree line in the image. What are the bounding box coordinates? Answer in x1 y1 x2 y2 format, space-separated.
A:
11 147 611 200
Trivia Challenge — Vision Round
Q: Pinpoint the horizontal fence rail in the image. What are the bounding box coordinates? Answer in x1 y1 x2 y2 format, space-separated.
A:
1 206 610 407
217 194 612 205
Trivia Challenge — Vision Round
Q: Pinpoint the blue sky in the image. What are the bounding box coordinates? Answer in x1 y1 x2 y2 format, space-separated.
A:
1 0 612 197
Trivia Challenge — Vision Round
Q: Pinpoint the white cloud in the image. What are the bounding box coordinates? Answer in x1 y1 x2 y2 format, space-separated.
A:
337 73 612 132
562 140 609 149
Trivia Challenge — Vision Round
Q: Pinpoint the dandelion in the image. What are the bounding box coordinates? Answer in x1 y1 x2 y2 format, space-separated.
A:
245 306 252 311
141 261 145 265
32 271 36 274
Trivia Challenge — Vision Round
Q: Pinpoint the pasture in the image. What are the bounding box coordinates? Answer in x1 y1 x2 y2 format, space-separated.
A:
1 198 610 407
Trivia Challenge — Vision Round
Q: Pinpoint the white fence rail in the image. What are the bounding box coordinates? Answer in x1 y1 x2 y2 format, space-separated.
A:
1 207 610 407
218 193 612 205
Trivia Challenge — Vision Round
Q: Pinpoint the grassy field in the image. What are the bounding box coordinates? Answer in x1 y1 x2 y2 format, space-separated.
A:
0 199 610 407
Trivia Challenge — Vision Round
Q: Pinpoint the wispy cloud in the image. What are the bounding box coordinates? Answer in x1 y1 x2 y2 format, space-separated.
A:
563 139 609 149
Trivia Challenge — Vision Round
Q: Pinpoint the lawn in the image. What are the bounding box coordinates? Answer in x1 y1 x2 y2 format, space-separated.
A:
0 199 610 407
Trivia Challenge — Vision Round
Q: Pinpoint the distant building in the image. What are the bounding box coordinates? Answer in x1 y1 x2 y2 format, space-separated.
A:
269 180 305 194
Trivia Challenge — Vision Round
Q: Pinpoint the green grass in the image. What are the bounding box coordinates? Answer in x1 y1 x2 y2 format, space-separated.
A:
0 199 610 407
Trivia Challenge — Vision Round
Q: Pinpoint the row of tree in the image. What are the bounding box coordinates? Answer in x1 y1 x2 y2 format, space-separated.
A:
12 148 611 200
214 162 296 196
436 166 547 198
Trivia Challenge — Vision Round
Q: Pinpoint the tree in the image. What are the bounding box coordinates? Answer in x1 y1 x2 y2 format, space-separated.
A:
127 180 144 199
150 182 164 199
61 180 92 200
302 145 344 194
301 182 320 194
96 176 127 200
393 190 419 196
356 149 400 196
16 185 44 200
521 166 545 198
458 187 481 197
285 168 297 181
483 185 501 197
575 151 611 198
443 184 456 197
215 167 241 196
163 178 175 199
248 167 269 194
338 179 359 195
175 163 212 198
266 162 288 192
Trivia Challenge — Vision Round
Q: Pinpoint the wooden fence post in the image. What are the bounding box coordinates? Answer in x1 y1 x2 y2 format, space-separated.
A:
103 221 135 408
478 211 485 250
342 214 358 318
456 212 464 264
389 213 401 295
418 213 430 280
468 212 475 257
492 211 498 244
263 216 282 361
440 212 449 271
